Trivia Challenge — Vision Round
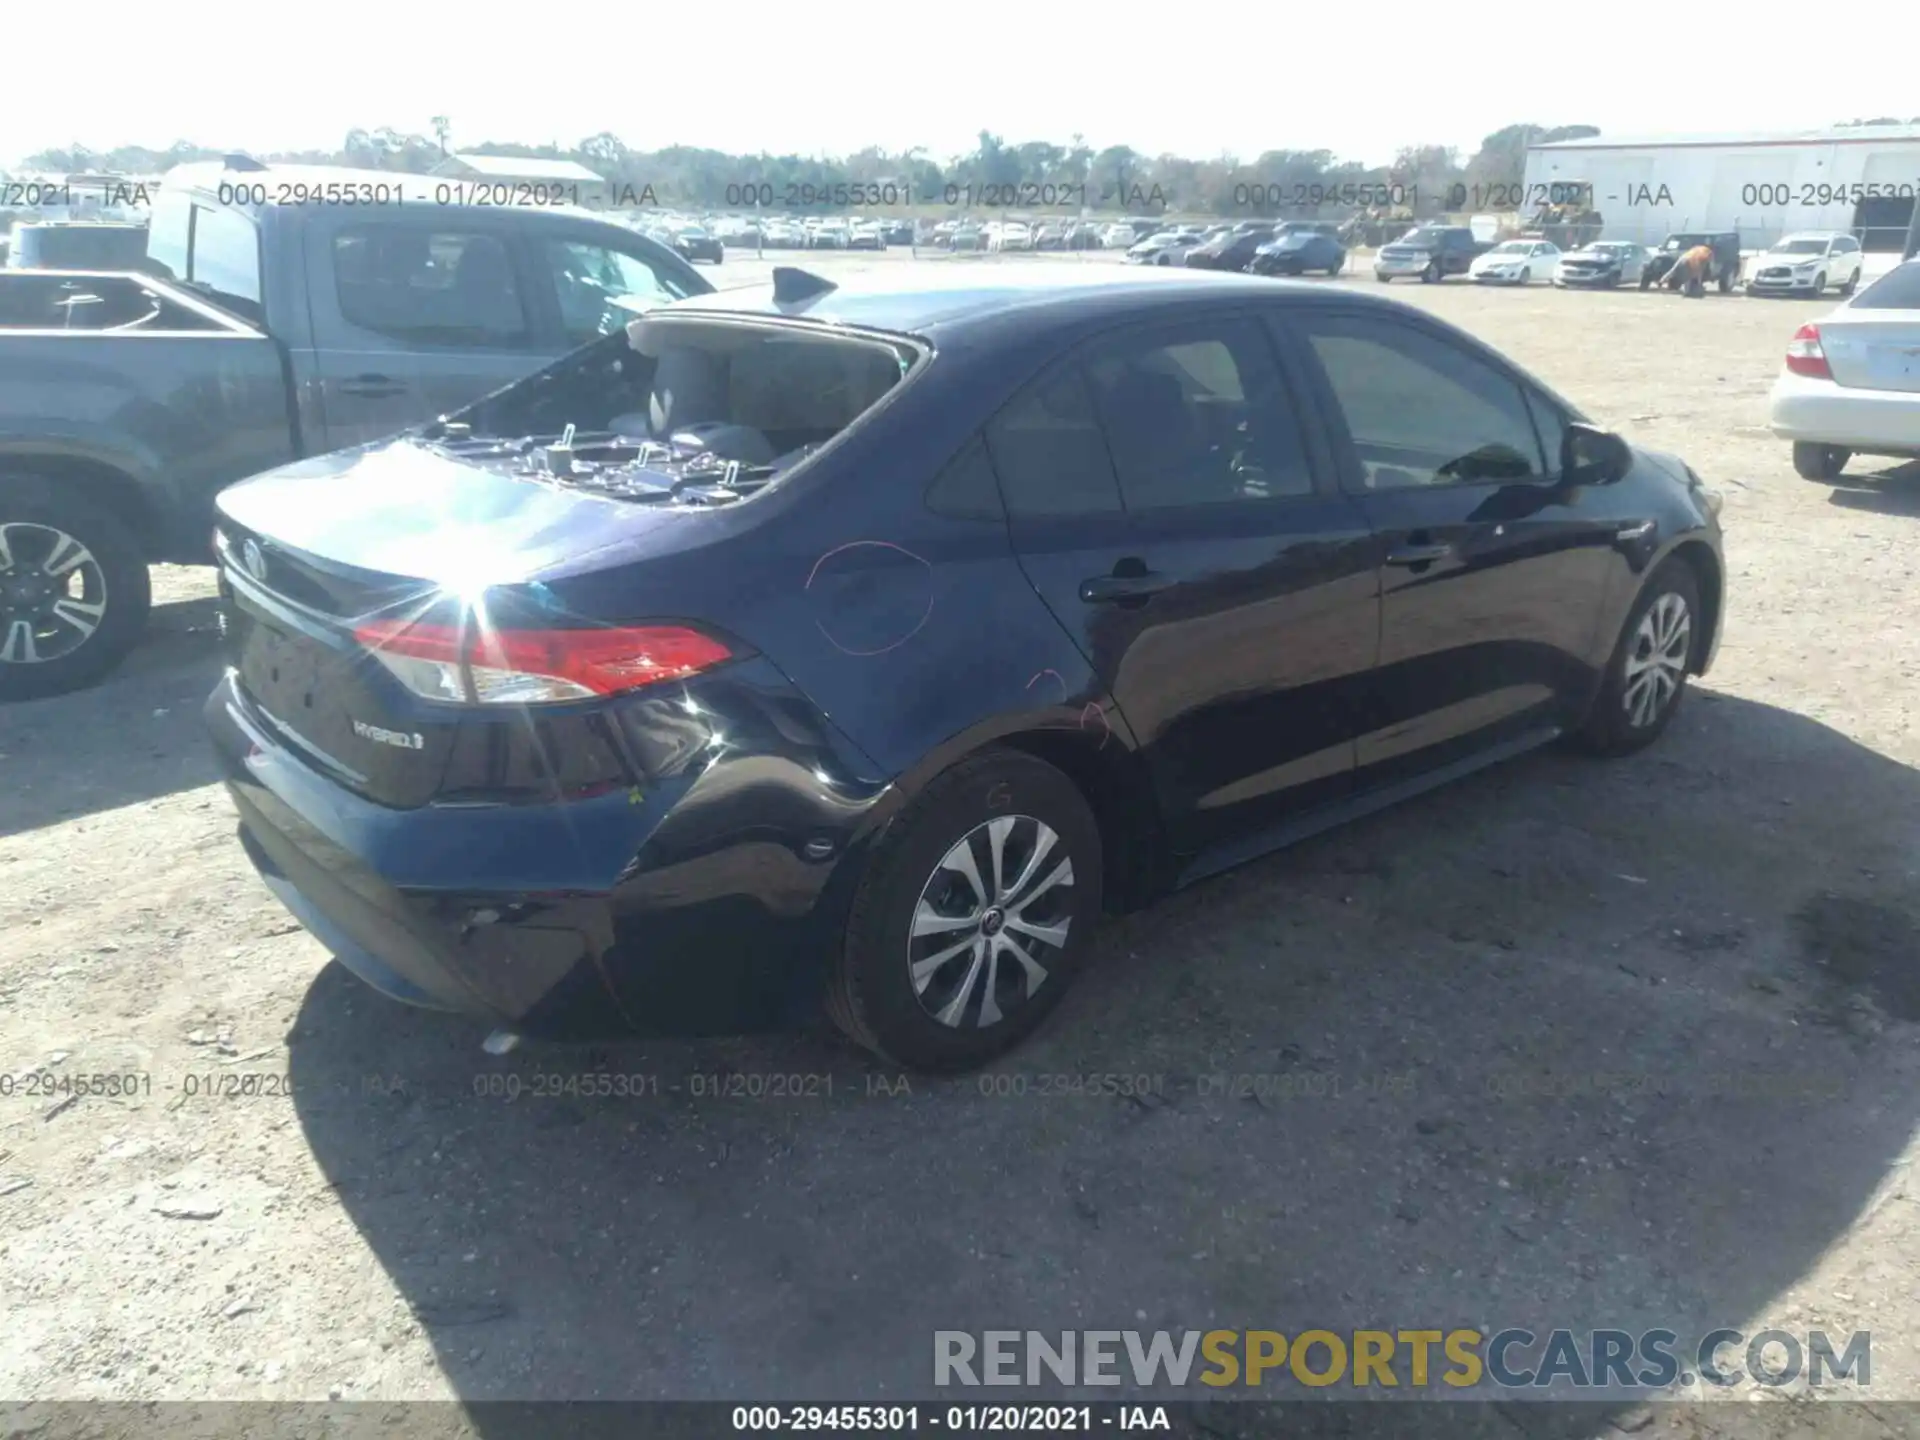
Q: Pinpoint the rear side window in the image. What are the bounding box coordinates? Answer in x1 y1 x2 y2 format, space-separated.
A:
333 226 530 347
1080 320 1314 507
983 367 1123 517
1851 261 1920 310
925 435 1006 520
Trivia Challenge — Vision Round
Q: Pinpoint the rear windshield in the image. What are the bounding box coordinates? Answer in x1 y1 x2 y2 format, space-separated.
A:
1849 262 1920 310
452 315 916 485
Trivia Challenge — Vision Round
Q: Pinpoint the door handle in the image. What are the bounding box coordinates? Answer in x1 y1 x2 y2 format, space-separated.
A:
1079 571 1175 604
1385 541 1454 567
338 373 407 398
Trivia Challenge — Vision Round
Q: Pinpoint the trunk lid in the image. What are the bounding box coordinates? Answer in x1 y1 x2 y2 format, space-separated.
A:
216 528 463 809
1817 312 1920 393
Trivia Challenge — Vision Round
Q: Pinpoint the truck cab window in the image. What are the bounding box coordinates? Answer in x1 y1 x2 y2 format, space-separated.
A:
185 204 262 319
332 227 530 347
540 241 689 346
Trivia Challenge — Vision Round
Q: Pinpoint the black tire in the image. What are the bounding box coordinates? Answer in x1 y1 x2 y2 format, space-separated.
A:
1717 268 1733 294
826 748 1104 1072
1375 272 1390 282
0 487 150 702
1573 558 1702 758
1811 271 1825 295
1792 441 1850 481
1421 261 1440 283
1839 270 1859 297
1639 271 1654 291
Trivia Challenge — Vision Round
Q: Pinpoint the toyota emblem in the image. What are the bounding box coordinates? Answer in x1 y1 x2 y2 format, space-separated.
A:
241 538 267 583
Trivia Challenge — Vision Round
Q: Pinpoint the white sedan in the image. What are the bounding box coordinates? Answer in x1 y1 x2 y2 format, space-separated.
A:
987 221 1033 252
1468 240 1561 285
1767 259 1920 481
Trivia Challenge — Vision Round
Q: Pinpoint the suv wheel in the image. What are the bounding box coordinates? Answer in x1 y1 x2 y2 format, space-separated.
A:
1574 559 1701 757
1421 261 1440 283
1792 442 1850 481
827 749 1104 1072
1839 269 1859 297
0 490 150 702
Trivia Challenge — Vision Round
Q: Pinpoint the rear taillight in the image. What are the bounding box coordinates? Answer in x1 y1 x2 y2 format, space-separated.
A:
353 619 733 705
1785 323 1831 379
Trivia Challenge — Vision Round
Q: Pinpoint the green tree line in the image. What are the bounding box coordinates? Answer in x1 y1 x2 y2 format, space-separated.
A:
20 123 1611 216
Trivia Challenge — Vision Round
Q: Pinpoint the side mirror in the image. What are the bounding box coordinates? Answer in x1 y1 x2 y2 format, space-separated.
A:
1561 422 1633 485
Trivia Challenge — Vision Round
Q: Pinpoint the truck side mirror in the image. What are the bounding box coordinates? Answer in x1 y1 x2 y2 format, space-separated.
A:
1562 423 1632 485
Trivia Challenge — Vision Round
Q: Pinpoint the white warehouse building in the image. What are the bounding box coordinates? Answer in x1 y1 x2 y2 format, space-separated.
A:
1522 124 1920 252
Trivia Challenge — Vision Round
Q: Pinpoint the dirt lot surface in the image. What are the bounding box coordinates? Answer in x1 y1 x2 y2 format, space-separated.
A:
5 250 1920 1435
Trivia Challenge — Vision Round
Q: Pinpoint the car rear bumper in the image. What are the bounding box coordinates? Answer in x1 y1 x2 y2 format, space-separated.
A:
1768 372 1920 454
204 663 890 1039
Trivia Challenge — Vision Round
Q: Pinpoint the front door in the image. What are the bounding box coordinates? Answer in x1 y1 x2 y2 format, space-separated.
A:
985 314 1380 857
1280 307 1617 790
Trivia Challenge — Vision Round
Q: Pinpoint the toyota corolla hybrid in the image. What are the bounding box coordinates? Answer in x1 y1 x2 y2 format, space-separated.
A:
206 264 1726 1071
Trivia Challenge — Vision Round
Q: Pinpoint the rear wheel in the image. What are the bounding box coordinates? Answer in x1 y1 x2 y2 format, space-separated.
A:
1792 441 1850 481
827 749 1104 1072
0 489 150 702
1574 559 1701 757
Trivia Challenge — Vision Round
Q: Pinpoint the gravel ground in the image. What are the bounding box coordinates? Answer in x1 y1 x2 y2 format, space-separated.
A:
4 251 1920 1436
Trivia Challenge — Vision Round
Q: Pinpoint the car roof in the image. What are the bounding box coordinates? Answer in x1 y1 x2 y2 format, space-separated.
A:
656 262 1375 337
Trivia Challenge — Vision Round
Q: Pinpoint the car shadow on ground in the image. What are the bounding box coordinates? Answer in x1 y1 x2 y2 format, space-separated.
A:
1824 460 1920 517
0 596 224 839
285 689 1920 1430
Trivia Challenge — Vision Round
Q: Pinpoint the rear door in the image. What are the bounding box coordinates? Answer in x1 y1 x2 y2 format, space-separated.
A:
303 210 555 447
986 313 1379 857
1279 306 1617 789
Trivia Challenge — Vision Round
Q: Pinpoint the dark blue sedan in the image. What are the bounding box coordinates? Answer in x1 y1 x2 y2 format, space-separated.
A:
206 264 1726 1070
1249 230 1348 277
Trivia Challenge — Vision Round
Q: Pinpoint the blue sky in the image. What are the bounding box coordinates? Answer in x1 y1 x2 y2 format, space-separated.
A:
4 0 1916 169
